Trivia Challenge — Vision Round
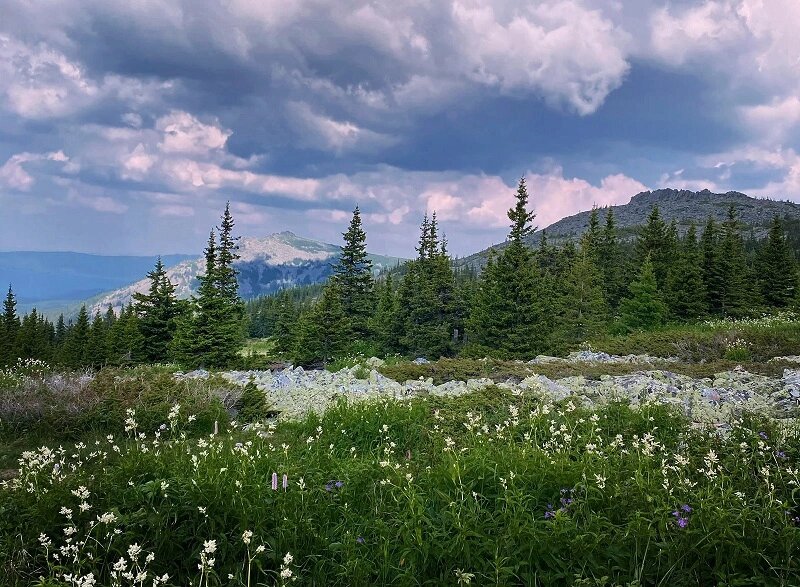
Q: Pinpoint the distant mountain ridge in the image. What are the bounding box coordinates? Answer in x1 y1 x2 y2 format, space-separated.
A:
88 231 404 317
459 188 800 268
0 251 194 306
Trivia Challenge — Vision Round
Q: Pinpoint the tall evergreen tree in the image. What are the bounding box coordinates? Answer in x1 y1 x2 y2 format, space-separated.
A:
331 206 374 338
598 208 624 310
133 257 179 362
618 255 668 332
63 306 91 368
396 215 457 358
293 282 348 366
701 217 725 314
757 216 797 307
1 285 19 364
469 178 546 357
86 312 109 368
370 274 401 355
665 223 707 320
554 247 608 349
719 205 755 316
635 205 669 287
214 203 247 366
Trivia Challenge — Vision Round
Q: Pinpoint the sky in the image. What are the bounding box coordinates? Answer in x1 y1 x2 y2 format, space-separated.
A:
1 0 800 258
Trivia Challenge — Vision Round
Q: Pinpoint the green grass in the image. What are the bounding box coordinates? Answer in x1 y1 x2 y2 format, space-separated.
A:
377 356 798 386
1 387 799 586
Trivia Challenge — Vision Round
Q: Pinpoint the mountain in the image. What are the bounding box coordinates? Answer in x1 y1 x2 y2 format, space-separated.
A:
0 251 194 307
458 188 800 268
88 232 404 316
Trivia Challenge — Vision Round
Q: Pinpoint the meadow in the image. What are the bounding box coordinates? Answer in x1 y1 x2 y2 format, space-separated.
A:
1 315 800 586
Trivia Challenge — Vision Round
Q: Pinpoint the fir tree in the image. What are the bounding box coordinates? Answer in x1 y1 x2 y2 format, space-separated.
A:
635 205 669 287
598 208 624 310
86 312 109 368
133 257 179 362
554 247 608 350
665 223 707 320
214 204 247 366
719 205 755 317
331 206 374 338
701 217 724 314
469 178 545 357
370 274 401 355
757 216 797 307
63 306 91 368
293 283 348 365
397 215 456 358
618 255 668 332
1 285 19 365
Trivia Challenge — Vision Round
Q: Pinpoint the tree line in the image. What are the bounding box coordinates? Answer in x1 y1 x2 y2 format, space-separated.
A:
248 179 800 364
3 184 799 369
0 205 246 369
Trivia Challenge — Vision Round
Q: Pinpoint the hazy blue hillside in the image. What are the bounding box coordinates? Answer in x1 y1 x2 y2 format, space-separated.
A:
0 251 193 304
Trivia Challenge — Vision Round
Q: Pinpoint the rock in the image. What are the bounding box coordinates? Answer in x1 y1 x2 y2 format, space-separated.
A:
366 357 385 367
413 357 429 364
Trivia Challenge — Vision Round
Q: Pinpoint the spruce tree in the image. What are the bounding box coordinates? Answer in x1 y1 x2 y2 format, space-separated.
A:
214 204 247 366
133 257 179 362
665 223 707 320
293 283 348 366
370 274 401 355
618 255 668 332
331 206 374 339
1 285 19 365
554 247 608 350
701 217 724 314
468 178 545 357
598 208 624 310
635 205 669 288
757 216 797 307
397 215 456 358
86 312 109 368
63 306 91 368
719 205 755 316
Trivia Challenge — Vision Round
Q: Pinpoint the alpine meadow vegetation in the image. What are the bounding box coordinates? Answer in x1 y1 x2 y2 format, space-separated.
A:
2 188 800 585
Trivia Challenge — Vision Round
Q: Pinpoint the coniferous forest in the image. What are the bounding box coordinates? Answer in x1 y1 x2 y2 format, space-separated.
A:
2 180 800 369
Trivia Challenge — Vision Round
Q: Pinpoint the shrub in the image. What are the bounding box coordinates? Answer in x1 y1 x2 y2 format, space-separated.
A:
235 377 271 423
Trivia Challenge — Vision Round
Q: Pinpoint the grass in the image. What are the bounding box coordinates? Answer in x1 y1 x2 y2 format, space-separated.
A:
1 383 799 586
377 356 798 386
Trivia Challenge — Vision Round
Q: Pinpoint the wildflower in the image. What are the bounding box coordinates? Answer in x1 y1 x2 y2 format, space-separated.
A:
256 544 266 554
594 474 606 490
128 543 142 559
455 568 475 585
203 539 217 554
242 530 253 545
759 431 769 440
356 536 365 544
272 472 278 491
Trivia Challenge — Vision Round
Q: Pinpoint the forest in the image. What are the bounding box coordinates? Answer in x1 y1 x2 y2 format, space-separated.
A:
2 179 799 369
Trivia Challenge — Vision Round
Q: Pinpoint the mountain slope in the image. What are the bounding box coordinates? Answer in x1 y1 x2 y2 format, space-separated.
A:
0 251 194 305
89 232 404 316
458 188 800 268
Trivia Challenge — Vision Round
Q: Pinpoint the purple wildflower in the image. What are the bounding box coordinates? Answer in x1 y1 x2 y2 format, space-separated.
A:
681 504 692 513
272 472 278 491
325 482 333 492
676 517 689 529
356 536 365 544
282 474 288 490
777 451 786 459
759 431 768 440
335 480 344 489
544 510 555 520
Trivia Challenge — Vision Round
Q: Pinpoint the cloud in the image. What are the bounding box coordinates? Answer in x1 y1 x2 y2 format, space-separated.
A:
156 111 230 155
286 101 398 153
0 151 69 190
0 34 172 120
